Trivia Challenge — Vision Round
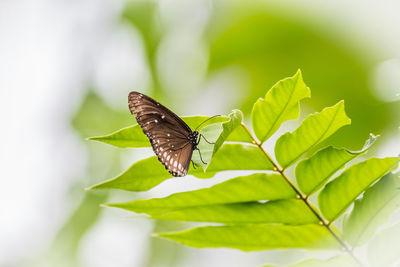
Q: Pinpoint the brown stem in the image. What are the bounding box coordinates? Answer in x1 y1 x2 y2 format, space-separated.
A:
240 122 363 266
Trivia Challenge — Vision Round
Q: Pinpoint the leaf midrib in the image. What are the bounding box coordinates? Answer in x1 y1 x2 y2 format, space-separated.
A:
307 153 357 195
262 76 299 142
329 167 395 222
284 104 342 168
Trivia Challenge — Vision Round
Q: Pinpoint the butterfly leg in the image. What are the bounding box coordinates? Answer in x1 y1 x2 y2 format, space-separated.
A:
196 148 207 165
199 134 215 145
191 160 199 169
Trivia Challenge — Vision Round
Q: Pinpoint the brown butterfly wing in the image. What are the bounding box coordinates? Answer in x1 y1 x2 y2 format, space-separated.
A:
128 91 194 177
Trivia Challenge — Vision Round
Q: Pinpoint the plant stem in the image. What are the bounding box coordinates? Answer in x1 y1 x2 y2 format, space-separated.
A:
240 122 364 267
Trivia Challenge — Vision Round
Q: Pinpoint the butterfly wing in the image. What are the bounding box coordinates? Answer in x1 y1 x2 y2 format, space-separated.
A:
128 91 194 177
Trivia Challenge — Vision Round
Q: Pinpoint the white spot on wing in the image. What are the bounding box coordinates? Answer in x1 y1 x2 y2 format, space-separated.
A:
174 161 178 167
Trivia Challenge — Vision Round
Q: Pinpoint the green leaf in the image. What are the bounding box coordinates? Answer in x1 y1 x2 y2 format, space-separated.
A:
225 123 253 143
107 173 297 213
157 224 340 251
296 134 377 196
367 222 400 267
150 199 318 225
275 101 351 168
318 157 400 222
343 172 400 246
89 144 274 191
281 255 357 267
191 110 247 169
213 109 246 152
251 70 310 143
88 116 228 148
193 143 274 176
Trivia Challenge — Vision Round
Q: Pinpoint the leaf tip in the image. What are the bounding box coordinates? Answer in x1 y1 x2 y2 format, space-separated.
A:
293 68 311 98
86 136 99 141
152 232 163 238
336 100 351 125
363 133 379 149
152 232 172 240
231 109 244 119
337 99 346 107
86 181 107 191
369 133 380 139
84 185 93 191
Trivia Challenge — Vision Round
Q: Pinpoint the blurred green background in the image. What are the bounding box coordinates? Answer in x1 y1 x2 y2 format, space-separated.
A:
2 0 399 266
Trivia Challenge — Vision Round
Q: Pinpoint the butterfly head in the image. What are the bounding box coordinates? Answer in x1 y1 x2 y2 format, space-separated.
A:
188 131 199 148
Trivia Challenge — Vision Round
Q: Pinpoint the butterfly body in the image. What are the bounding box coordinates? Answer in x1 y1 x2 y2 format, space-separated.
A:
128 91 200 177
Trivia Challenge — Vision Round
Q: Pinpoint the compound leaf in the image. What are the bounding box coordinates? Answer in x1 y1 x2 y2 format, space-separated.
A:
89 144 274 191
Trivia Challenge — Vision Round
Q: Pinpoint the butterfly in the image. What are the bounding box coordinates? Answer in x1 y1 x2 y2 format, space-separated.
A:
128 91 216 177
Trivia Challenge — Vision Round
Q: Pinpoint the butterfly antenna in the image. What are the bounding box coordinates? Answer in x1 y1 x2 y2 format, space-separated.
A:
194 115 221 131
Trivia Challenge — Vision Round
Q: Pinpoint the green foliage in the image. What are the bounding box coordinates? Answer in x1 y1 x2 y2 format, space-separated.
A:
275 100 351 168
157 224 339 251
88 71 400 266
318 157 399 222
206 2 396 150
212 109 248 152
343 172 400 246
251 69 310 143
88 116 228 148
296 135 377 196
89 143 274 191
107 173 302 224
149 199 317 225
